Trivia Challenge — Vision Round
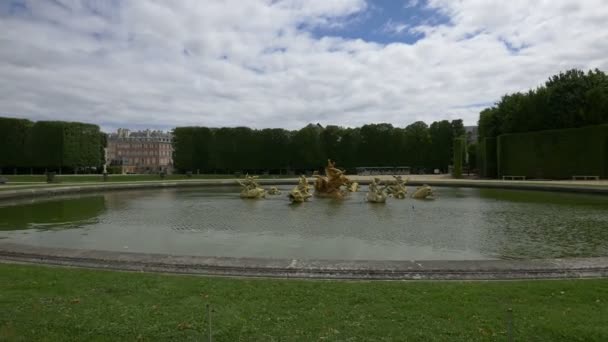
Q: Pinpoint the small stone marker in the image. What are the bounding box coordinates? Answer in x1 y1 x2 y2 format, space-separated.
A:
46 172 56 183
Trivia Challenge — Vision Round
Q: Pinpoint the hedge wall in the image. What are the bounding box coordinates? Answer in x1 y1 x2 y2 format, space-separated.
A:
0 117 33 170
478 137 497 178
497 125 608 179
0 118 103 171
62 122 102 169
26 121 65 169
452 136 464 178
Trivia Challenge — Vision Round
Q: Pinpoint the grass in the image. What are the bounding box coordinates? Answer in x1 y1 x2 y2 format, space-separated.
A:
0 264 606 341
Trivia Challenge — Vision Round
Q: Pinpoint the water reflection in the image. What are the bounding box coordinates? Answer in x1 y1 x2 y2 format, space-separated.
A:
0 195 106 231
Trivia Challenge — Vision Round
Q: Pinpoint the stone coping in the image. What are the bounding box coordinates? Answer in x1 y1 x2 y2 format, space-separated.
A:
0 177 607 202
1 243 607 280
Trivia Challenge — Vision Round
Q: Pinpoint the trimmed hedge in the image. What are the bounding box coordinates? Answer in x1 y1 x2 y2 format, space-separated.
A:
62 122 103 169
0 117 33 170
497 125 608 179
1 117 102 171
26 121 65 169
452 136 464 178
478 138 497 178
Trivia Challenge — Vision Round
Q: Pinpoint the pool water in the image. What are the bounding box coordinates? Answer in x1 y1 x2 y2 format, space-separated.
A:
1 186 607 261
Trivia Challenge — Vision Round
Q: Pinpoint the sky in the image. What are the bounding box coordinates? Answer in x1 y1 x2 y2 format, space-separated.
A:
1 0 607 132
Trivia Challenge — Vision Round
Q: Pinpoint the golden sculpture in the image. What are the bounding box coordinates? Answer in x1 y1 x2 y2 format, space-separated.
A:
347 181 359 192
412 184 434 199
237 174 267 199
267 186 282 195
288 175 312 203
314 160 350 198
366 177 388 203
386 175 408 199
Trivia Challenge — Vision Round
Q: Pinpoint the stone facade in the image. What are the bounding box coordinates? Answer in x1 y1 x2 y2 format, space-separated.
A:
106 129 173 174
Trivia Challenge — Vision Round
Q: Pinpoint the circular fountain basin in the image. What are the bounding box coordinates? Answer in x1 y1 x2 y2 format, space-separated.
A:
1 186 607 263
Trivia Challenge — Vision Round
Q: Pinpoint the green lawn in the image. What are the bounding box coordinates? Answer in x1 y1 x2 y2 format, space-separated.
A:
0 264 606 341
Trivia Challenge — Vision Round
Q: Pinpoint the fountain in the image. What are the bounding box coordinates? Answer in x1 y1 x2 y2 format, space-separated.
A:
412 184 434 199
288 175 313 203
347 180 359 192
386 175 408 199
237 174 266 199
366 177 388 203
267 186 282 195
314 160 350 199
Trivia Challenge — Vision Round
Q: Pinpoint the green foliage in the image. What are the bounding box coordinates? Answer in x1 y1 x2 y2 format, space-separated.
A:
172 127 195 172
477 69 608 179
450 119 465 138
173 120 468 173
62 122 102 169
100 132 107 168
26 121 65 169
403 121 431 169
0 117 33 170
497 125 608 179
358 123 395 166
478 69 608 140
479 138 497 178
452 137 465 178
429 120 454 171
0 118 102 171
467 142 477 170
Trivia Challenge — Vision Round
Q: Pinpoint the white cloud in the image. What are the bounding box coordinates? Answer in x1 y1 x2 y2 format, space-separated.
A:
382 19 410 35
405 0 420 8
0 0 607 132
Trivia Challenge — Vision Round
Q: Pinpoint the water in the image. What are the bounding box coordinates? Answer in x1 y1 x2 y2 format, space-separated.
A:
1 186 607 261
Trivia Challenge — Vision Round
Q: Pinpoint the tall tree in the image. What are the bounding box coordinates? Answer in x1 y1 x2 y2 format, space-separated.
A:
404 121 431 170
429 120 453 171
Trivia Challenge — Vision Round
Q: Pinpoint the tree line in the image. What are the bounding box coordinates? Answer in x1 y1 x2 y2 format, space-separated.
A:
173 120 467 174
0 117 105 174
478 68 608 140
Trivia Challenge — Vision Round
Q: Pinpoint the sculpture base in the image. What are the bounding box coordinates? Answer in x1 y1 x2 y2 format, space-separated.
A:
314 190 348 199
240 188 266 199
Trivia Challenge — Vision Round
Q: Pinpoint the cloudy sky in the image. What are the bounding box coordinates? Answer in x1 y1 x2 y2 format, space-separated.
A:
1 0 607 132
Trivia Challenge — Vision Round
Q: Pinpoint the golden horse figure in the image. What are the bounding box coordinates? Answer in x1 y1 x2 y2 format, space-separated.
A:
288 175 313 203
366 177 388 203
314 160 350 199
237 174 267 199
412 184 434 199
386 175 408 199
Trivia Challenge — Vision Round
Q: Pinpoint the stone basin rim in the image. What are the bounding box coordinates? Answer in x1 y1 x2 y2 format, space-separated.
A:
1 243 607 280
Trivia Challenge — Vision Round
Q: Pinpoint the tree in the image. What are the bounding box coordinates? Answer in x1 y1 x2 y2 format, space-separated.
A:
358 123 395 166
172 127 196 172
259 128 290 171
289 124 324 170
429 120 453 172
404 121 431 170
452 136 465 178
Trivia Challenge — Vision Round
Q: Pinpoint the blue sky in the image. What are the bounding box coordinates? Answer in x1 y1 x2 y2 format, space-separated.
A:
0 0 607 132
310 0 449 45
